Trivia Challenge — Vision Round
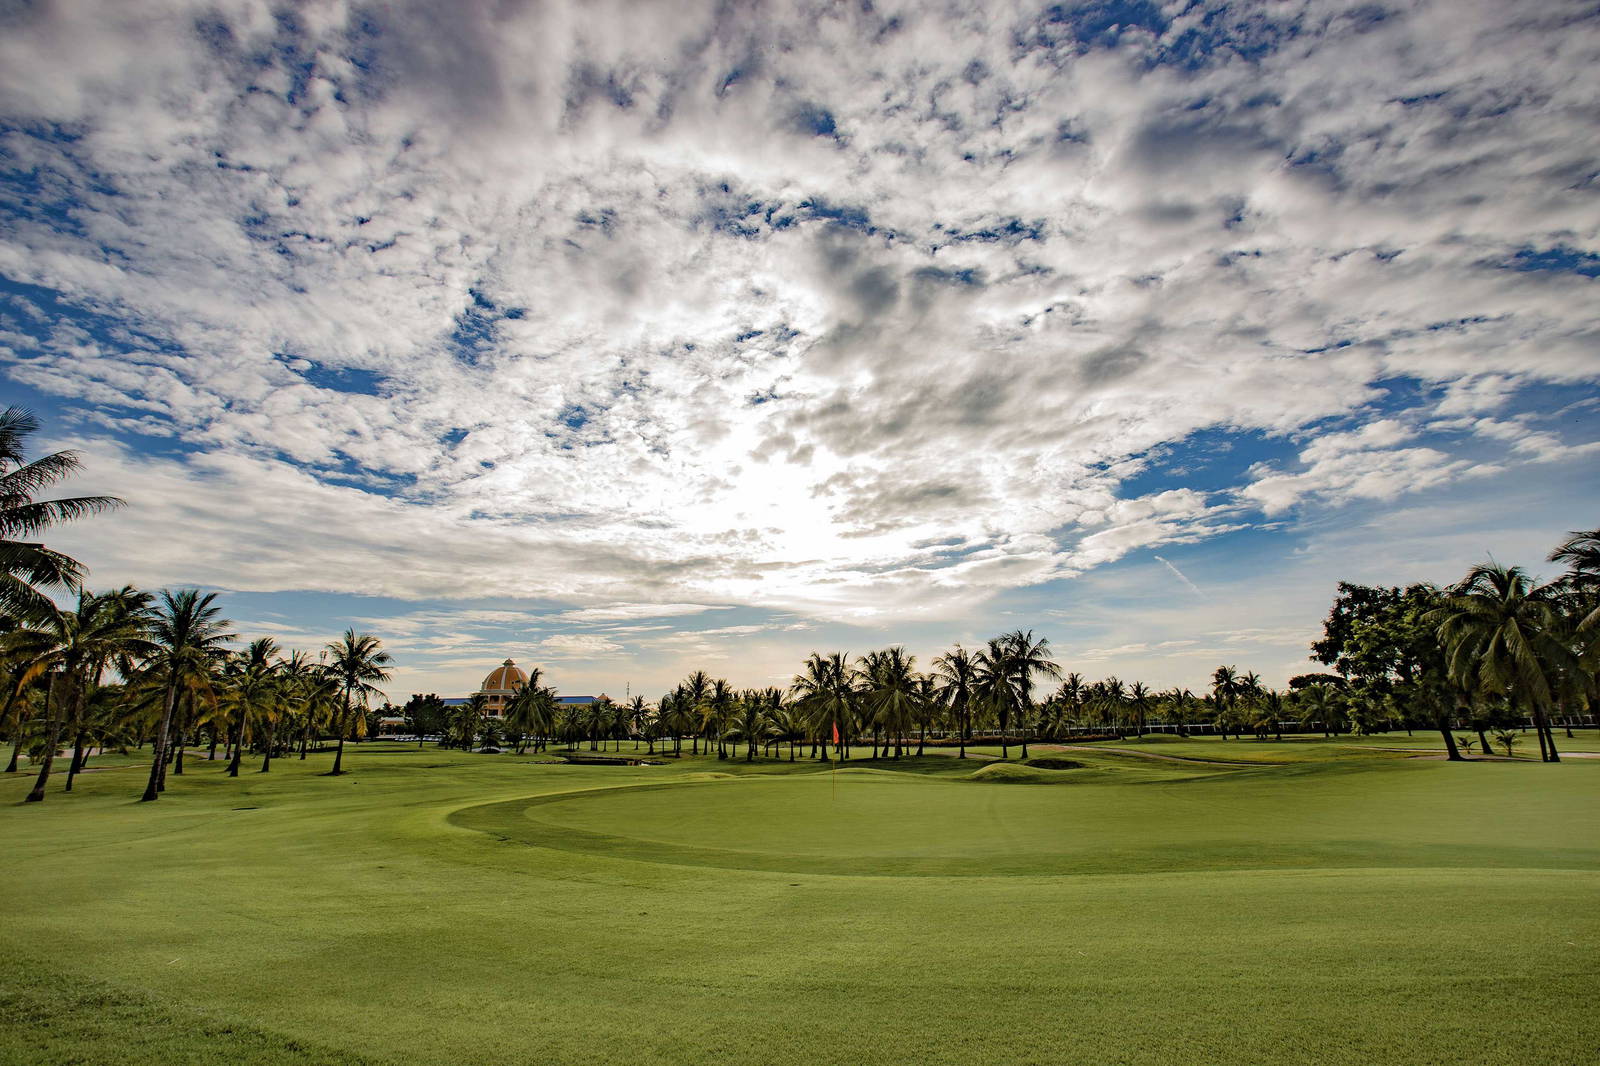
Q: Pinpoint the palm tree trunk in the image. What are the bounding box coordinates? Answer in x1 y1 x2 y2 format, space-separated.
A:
261 721 276 773
329 688 351 775
64 729 87 792
24 675 60 803
1438 721 1463 761
228 710 245 777
2 679 27 772
1534 706 1560 762
141 672 181 802
1477 727 1491 758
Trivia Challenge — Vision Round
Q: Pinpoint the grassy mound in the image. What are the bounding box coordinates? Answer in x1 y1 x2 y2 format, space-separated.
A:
967 762 1080 783
1021 757 1086 770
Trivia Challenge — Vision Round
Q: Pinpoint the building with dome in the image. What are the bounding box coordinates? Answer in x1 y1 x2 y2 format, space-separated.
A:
475 659 527 717
463 658 601 719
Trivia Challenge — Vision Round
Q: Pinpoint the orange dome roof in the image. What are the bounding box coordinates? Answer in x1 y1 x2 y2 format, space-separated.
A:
479 659 527 694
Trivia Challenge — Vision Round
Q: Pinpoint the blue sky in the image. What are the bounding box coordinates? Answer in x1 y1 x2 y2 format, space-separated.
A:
2 0 1597 702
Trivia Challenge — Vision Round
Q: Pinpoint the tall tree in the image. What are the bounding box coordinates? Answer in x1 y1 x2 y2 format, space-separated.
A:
324 629 391 776
1002 629 1060 759
932 646 978 758
974 639 1014 758
140 590 235 802
791 652 853 761
857 647 919 759
1431 563 1576 763
225 637 280 777
0 407 123 621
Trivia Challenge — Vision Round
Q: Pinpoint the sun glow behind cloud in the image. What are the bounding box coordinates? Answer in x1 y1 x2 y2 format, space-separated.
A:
1 0 1597 694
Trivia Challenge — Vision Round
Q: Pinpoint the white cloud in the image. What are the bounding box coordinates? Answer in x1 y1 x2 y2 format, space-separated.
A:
536 633 624 659
1 0 1595 641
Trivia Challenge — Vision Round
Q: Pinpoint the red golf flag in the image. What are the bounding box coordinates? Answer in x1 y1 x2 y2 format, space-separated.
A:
831 721 840 745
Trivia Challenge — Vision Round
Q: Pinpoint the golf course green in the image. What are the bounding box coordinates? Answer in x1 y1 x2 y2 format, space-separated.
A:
4 737 1598 1065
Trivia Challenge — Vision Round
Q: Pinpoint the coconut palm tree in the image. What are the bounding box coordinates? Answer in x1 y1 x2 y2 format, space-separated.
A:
1549 528 1600 595
857 647 920 759
932 646 978 758
698 681 735 758
792 652 854 760
627 695 649 752
324 629 391 775
1211 666 1241 739
1431 563 1576 762
1049 672 1086 737
1092 677 1127 736
267 650 318 772
454 693 489 750
586 696 614 751
20 588 152 800
974 639 1015 758
63 587 153 791
1126 681 1153 739
1 622 56 772
137 589 235 801
224 637 280 777
1299 683 1342 738
506 673 556 754
1001 629 1060 759
0 407 123 622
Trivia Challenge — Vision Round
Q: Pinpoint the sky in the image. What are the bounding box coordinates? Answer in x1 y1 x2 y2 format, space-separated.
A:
2 0 1597 704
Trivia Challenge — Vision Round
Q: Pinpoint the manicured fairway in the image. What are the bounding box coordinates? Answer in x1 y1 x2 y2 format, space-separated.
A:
3 739 1598 1065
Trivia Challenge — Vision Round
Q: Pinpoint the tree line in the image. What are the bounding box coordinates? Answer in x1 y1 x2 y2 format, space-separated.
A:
407 537 1599 768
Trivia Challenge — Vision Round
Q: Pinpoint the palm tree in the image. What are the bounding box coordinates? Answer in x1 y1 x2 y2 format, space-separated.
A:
1093 677 1127 736
1300 683 1342 738
224 637 280 777
455 693 489 750
1 622 57 772
1051 672 1086 737
857 647 920 759
932 646 978 758
1126 681 1153 739
139 590 235 801
1431 563 1575 762
1002 629 1060 759
1549 528 1600 595
324 629 391 775
681 671 711 754
698 681 735 758
63 587 153 791
791 652 854 760
627 695 649 752
0 407 124 621
974 639 1015 758
1211 666 1241 739
506 672 556 754
586 696 614 751
268 650 319 772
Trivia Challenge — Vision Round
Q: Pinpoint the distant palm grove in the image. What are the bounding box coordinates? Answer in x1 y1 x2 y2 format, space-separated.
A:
3 403 1597 803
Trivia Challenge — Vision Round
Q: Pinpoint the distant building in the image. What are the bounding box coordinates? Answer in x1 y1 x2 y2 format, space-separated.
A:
475 659 527 718
464 658 600 718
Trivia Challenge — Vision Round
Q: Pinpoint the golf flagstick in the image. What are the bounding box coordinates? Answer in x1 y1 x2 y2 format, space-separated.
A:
832 718 840 800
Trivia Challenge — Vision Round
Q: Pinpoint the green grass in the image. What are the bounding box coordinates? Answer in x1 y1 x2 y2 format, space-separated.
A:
2 737 1598 1065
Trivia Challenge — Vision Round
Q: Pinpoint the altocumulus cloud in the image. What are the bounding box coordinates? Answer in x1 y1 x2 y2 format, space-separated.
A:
0 0 1596 630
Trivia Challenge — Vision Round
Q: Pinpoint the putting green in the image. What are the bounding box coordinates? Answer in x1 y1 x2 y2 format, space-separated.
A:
449 765 1600 877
